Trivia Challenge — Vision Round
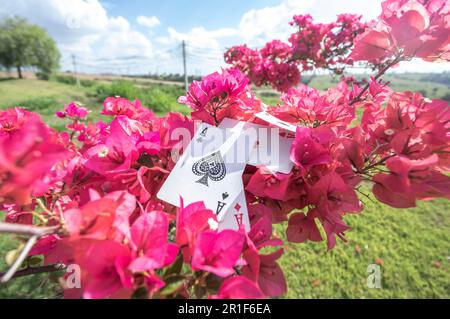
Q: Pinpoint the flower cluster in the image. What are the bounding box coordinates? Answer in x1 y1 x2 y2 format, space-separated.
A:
0 70 286 298
0 0 449 299
224 14 369 91
350 0 450 65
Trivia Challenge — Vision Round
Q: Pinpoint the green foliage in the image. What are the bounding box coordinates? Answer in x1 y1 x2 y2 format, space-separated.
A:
52 74 78 85
51 74 96 88
96 80 140 101
95 80 188 114
0 17 60 79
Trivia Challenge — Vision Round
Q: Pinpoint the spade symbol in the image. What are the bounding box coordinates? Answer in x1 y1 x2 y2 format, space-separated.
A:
192 151 226 186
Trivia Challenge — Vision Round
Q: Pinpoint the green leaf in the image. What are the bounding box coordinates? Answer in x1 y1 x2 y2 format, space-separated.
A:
159 275 185 296
28 255 43 266
131 286 148 299
164 253 183 276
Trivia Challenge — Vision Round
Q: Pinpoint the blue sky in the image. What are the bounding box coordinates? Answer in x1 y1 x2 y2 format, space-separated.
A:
105 0 281 32
1 0 448 75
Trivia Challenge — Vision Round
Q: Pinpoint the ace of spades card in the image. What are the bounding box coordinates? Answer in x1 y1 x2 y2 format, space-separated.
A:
157 122 257 227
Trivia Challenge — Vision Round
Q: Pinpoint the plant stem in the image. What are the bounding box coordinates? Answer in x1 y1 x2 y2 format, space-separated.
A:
350 56 403 105
0 263 66 281
0 222 59 237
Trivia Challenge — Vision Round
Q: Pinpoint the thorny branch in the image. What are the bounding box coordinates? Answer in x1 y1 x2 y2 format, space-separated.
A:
0 222 60 283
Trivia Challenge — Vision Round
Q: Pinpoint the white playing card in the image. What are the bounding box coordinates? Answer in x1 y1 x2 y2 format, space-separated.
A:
219 118 294 174
218 188 250 232
157 122 257 218
255 111 298 133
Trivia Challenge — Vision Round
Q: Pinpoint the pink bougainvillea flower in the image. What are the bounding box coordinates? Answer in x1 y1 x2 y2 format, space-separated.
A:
308 171 363 215
76 240 133 299
241 214 287 297
225 14 368 91
212 276 265 299
83 117 139 176
351 0 450 63
128 211 178 271
349 28 395 63
373 154 450 208
176 200 217 262
101 97 148 119
0 117 69 204
305 171 362 249
29 235 60 256
156 111 195 151
246 169 292 201
63 190 135 241
136 131 161 155
290 126 331 175
124 166 169 204
0 107 39 133
286 211 322 243
56 102 89 119
334 127 366 171
191 230 245 277
272 83 356 127
2 203 33 225
178 68 262 124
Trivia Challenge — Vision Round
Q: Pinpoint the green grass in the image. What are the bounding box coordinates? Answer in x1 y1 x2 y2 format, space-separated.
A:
0 229 63 299
0 76 449 299
0 78 190 131
279 197 450 298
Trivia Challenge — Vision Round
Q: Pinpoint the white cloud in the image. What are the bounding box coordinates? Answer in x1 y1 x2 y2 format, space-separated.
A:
136 15 160 28
238 0 315 46
108 16 131 32
236 0 385 46
156 26 237 50
1 0 154 72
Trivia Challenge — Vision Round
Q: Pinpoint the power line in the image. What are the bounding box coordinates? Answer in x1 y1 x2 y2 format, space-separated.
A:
185 43 225 53
187 53 224 61
60 41 229 77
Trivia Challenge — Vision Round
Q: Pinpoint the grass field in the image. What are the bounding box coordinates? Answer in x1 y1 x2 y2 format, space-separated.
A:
0 75 449 299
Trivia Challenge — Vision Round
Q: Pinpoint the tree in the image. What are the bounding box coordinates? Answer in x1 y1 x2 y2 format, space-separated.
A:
0 17 60 79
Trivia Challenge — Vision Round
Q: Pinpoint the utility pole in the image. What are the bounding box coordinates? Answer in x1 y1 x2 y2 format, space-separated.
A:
182 40 188 91
72 54 80 86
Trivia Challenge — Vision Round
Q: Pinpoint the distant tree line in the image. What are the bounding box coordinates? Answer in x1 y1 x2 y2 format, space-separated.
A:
419 72 450 86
